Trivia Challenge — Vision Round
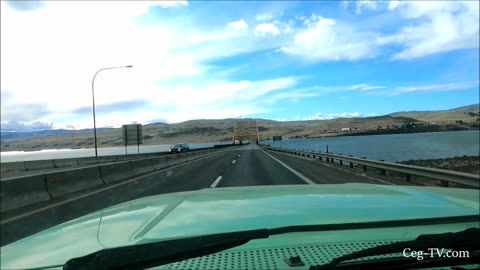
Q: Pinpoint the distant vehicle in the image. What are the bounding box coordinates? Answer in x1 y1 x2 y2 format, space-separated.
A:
169 143 190 153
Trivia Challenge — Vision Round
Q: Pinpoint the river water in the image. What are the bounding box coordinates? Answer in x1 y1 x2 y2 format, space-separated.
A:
262 130 479 162
0 142 229 162
1 131 478 163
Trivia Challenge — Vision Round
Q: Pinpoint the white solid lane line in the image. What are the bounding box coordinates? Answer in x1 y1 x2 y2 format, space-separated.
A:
232 160 236 164
210 176 223 188
258 146 316 185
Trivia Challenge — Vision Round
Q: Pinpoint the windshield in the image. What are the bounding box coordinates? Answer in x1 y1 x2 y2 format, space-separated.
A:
1 1 479 270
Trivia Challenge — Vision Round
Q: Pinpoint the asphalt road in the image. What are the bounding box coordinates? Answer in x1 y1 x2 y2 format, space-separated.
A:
1 144 405 246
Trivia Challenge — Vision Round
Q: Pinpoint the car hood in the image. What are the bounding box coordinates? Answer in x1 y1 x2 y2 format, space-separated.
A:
1 184 479 269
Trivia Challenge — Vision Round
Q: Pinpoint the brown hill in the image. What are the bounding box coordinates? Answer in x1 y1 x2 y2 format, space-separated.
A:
1 104 478 152
388 104 479 123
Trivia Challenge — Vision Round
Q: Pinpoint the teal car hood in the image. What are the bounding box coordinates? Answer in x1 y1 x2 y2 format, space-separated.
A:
1 184 479 269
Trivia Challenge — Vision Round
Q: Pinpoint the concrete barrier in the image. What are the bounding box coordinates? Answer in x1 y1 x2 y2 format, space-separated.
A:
46 167 103 198
131 159 158 175
76 157 99 166
53 159 79 168
182 152 194 162
96 156 118 163
1 147 224 211
176 153 187 162
25 160 55 171
116 155 132 161
1 175 50 213
1 162 26 173
99 161 135 183
165 154 179 166
151 156 169 170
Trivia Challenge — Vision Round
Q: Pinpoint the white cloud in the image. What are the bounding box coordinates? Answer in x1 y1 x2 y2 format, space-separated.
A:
280 14 378 61
377 1 479 60
305 112 377 120
1 2 291 130
227 19 249 31
256 13 274 21
340 1 479 60
394 81 479 94
156 1 188 8
267 89 322 103
350 84 386 91
354 0 381 14
254 23 280 37
54 76 298 128
360 81 479 96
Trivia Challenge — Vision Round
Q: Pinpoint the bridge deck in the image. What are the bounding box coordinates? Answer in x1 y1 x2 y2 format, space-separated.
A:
2 144 413 246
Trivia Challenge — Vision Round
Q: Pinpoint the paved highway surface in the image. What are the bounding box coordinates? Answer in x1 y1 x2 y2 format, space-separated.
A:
1 144 408 246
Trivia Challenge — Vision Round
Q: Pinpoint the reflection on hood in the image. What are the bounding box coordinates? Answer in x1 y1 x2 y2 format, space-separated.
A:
1 184 479 269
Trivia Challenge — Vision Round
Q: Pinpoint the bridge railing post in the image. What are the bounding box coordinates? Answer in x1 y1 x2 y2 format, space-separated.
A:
347 155 354 168
361 157 367 172
378 160 386 175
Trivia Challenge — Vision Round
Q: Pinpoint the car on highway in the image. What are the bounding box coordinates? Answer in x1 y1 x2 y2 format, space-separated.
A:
169 143 190 153
1 184 479 270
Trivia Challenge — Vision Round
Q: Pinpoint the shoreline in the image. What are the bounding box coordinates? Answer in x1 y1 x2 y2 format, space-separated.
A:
399 156 479 175
304 125 479 139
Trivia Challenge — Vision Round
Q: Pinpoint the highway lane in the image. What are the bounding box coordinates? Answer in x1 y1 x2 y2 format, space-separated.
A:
1 144 403 246
266 150 409 186
217 144 308 187
1 148 243 245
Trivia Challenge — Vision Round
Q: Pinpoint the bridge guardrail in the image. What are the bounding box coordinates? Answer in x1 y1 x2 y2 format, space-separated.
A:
267 146 479 189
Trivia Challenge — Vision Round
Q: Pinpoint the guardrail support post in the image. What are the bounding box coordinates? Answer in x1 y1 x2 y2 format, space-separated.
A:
359 157 367 171
440 180 449 187
347 155 354 168
378 160 386 175
405 174 411 182
326 157 329 162
339 160 343 166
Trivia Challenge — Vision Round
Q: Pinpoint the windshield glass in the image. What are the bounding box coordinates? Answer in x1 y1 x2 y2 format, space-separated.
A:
1 1 479 270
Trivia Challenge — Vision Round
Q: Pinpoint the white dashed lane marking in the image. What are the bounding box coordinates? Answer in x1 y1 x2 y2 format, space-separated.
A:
210 176 223 188
232 160 236 164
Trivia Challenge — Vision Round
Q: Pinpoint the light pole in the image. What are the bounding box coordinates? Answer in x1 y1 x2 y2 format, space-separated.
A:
92 65 133 158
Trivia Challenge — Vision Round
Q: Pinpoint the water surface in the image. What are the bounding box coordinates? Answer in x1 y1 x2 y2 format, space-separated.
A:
263 130 479 162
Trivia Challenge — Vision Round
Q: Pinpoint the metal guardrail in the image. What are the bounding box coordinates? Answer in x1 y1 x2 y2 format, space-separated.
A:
267 146 479 188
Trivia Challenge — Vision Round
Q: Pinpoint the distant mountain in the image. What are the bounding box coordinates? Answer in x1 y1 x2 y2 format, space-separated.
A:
1 104 478 151
0 128 113 141
388 104 479 122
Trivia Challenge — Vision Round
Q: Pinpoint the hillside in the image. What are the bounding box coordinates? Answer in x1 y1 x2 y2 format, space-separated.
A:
1 104 479 152
388 103 479 122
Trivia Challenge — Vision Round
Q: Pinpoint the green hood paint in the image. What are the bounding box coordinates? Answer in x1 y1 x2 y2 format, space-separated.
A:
1 184 479 269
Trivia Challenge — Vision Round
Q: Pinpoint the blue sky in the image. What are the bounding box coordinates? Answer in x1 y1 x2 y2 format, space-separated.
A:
1 1 479 131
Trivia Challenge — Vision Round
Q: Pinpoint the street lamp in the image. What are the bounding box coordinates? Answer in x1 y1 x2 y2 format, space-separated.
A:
92 65 133 158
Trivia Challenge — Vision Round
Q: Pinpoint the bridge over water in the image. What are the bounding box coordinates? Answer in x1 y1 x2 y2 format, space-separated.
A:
1 122 478 246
